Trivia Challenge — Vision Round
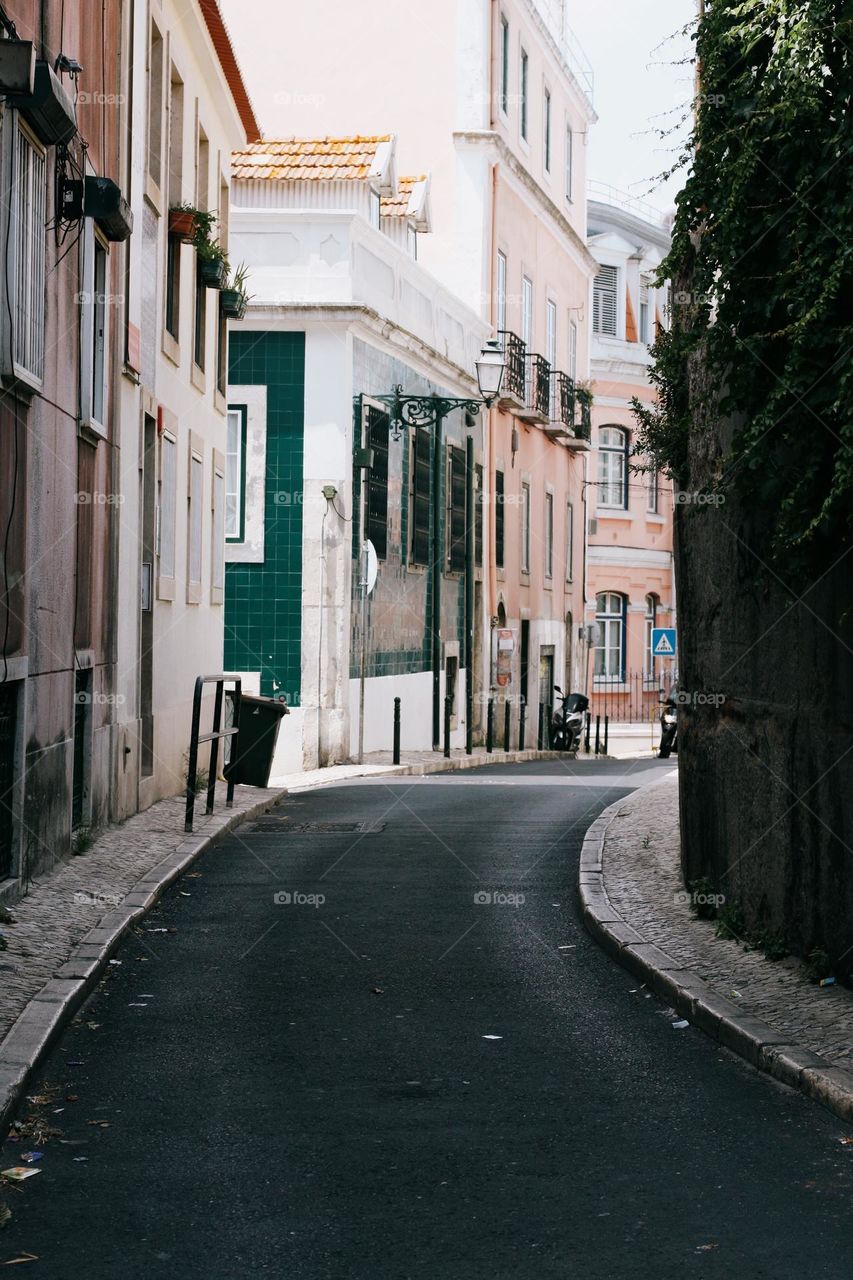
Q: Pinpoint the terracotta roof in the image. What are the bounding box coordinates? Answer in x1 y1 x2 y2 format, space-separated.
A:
381 175 427 217
232 136 394 182
198 0 261 143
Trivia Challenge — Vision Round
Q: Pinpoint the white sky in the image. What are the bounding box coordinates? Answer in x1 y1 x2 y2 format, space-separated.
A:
569 0 697 212
221 0 696 214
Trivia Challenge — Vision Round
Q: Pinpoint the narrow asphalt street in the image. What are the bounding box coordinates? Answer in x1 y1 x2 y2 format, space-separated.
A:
3 759 852 1278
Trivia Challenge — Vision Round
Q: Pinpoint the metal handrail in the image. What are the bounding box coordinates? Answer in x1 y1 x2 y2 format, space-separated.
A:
185 674 243 832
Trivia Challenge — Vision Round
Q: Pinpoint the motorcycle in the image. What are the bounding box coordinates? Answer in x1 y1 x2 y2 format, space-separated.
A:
658 693 678 759
550 688 589 753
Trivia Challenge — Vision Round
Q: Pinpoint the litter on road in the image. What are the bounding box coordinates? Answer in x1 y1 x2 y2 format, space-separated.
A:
672 1020 690 1029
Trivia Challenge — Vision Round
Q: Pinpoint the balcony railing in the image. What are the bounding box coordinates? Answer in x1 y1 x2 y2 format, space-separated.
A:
552 371 576 428
576 387 592 439
497 330 526 405
521 353 551 421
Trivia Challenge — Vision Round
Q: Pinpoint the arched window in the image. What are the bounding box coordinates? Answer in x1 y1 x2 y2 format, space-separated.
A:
598 427 629 508
595 592 626 681
644 594 659 681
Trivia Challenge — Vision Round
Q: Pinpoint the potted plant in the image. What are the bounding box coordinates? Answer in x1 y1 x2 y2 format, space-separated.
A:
220 263 251 320
168 202 213 244
196 238 230 290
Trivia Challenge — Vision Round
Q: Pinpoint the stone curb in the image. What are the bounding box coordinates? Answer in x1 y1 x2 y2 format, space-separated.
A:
0 748 569 1138
0 788 288 1139
578 789 853 1125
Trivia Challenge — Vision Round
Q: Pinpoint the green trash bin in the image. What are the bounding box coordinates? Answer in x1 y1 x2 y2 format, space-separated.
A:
226 694 289 787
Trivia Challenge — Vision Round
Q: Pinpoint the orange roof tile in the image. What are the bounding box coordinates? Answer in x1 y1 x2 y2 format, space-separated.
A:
232 136 394 182
198 0 261 143
381 175 427 217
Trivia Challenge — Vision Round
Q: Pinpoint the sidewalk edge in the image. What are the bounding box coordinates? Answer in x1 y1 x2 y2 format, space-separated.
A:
578 791 853 1125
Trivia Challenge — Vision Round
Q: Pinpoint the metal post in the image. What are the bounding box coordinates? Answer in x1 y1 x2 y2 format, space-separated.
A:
584 713 591 754
604 715 609 754
225 687 240 808
358 539 369 765
538 701 545 750
519 698 526 751
206 679 224 815
486 699 494 753
595 714 601 755
185 677 204 832
504 700 511 752
431 404 445 750
465 433 475 755
393 697 401 765
444 695 452 759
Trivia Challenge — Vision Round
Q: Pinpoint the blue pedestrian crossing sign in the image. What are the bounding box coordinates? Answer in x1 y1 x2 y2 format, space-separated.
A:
651 627 677 658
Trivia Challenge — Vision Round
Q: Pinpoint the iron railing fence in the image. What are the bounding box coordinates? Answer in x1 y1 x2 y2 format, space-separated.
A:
589 668 677 724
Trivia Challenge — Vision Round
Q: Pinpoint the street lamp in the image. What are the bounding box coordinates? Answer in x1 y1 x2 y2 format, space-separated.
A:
367 340 506 753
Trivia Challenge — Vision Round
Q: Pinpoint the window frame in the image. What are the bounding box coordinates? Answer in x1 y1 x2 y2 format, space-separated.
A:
520 480 531 575
225 405 247 542
409 425 431 567
363 399 390 561
187 434 204 605
211 450 225 604
544 489 554 581
647 465 659 515
519 47 529 141
565 500 573 583
543 88 552 173
8 116 47 387
499 14 510 116
598 426 630 509
157 424 178 601
594 592 626 683
79 223 110 437
446 444 467 574
496 250 507 333
593 264 619 337
644 593 658 682
565 124 574 201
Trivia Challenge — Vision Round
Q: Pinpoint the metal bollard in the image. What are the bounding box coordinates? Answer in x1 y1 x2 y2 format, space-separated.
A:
519 699 526 752
538 701 545 750
486 699 494 753
393 697 401 765
584 713 591 754
504 700 511 752
444 695 452 759
594 714 601 755
604 714 609 754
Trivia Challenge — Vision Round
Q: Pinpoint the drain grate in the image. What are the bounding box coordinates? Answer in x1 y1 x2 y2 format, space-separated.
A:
248 819 385 834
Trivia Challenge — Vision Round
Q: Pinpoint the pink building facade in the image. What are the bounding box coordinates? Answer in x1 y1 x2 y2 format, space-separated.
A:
585 188 675 724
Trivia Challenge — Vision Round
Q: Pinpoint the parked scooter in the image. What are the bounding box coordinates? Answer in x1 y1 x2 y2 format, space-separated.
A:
658 692 678 758
550 688 589 752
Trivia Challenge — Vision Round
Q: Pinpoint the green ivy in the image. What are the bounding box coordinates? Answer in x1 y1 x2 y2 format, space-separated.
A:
633 0 853 578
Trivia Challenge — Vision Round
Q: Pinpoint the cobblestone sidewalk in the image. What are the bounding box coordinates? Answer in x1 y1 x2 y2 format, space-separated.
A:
0 784 279 1045
603 775 853 1065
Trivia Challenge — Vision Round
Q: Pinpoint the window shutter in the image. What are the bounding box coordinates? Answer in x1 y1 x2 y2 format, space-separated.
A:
411 428 431 565
495 469 505 569
448 446 466 573
593 265 618 336
366 405 389 560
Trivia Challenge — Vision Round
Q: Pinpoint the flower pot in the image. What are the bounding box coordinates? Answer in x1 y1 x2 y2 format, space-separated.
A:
169 209 196 242
220 289 247 320
198 255 228 289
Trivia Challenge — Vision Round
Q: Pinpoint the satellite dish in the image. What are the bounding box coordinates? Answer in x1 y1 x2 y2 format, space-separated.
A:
364 540 378 595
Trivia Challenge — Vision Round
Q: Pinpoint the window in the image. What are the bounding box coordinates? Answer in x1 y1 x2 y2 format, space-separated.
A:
543 90 551 172
188 442 204 604
496 250 507 333
544 490 554 579
147 21 164 189
369 189 381 228
639 279 651 344
647 466 659 514
566 501 573 582
569 319 578 381
410 427 431 565
593 264 619 336
80 229 108 430
645 594 658 679
595 592 626 681
521 276 533 346
546 299 557 416
475 463 484 568
565 125 574 200
365 403 389 560
158 431 177 585
520 48 528 140
10 120 46 382
598 426 629 507
521 481 531 573
194 267 206 370
495 469 505 569
211 455 225 601
225 407 246 540
165 68 184 340
447 445 466 573
500 15 509 114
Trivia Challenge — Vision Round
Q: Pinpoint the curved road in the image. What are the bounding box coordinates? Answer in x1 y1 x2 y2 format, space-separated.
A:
2 759 851 1277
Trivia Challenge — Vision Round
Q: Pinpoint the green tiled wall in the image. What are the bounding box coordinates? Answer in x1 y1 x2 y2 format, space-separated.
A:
224 332 304 704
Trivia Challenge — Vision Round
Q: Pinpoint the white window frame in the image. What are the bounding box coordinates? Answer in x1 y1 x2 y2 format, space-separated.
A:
644 594 658 682
499 14 510 116
543 88 552 173
157 424 178 601
187 434 204 604
598 426 629 509
566 500 573 582
569 319 578 381
639 279 651 345
225 406 245 541
647 465 659 514
79 222 110 437
593 264 619 337
8 117 46 386
595 592 626 682
544 488 554 580
519 47 529 142
211 451 225 604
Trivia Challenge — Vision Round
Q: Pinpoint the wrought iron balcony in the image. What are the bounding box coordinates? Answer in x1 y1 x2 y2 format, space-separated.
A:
576 387 593 439
518 352 551 421
496 330 526 407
